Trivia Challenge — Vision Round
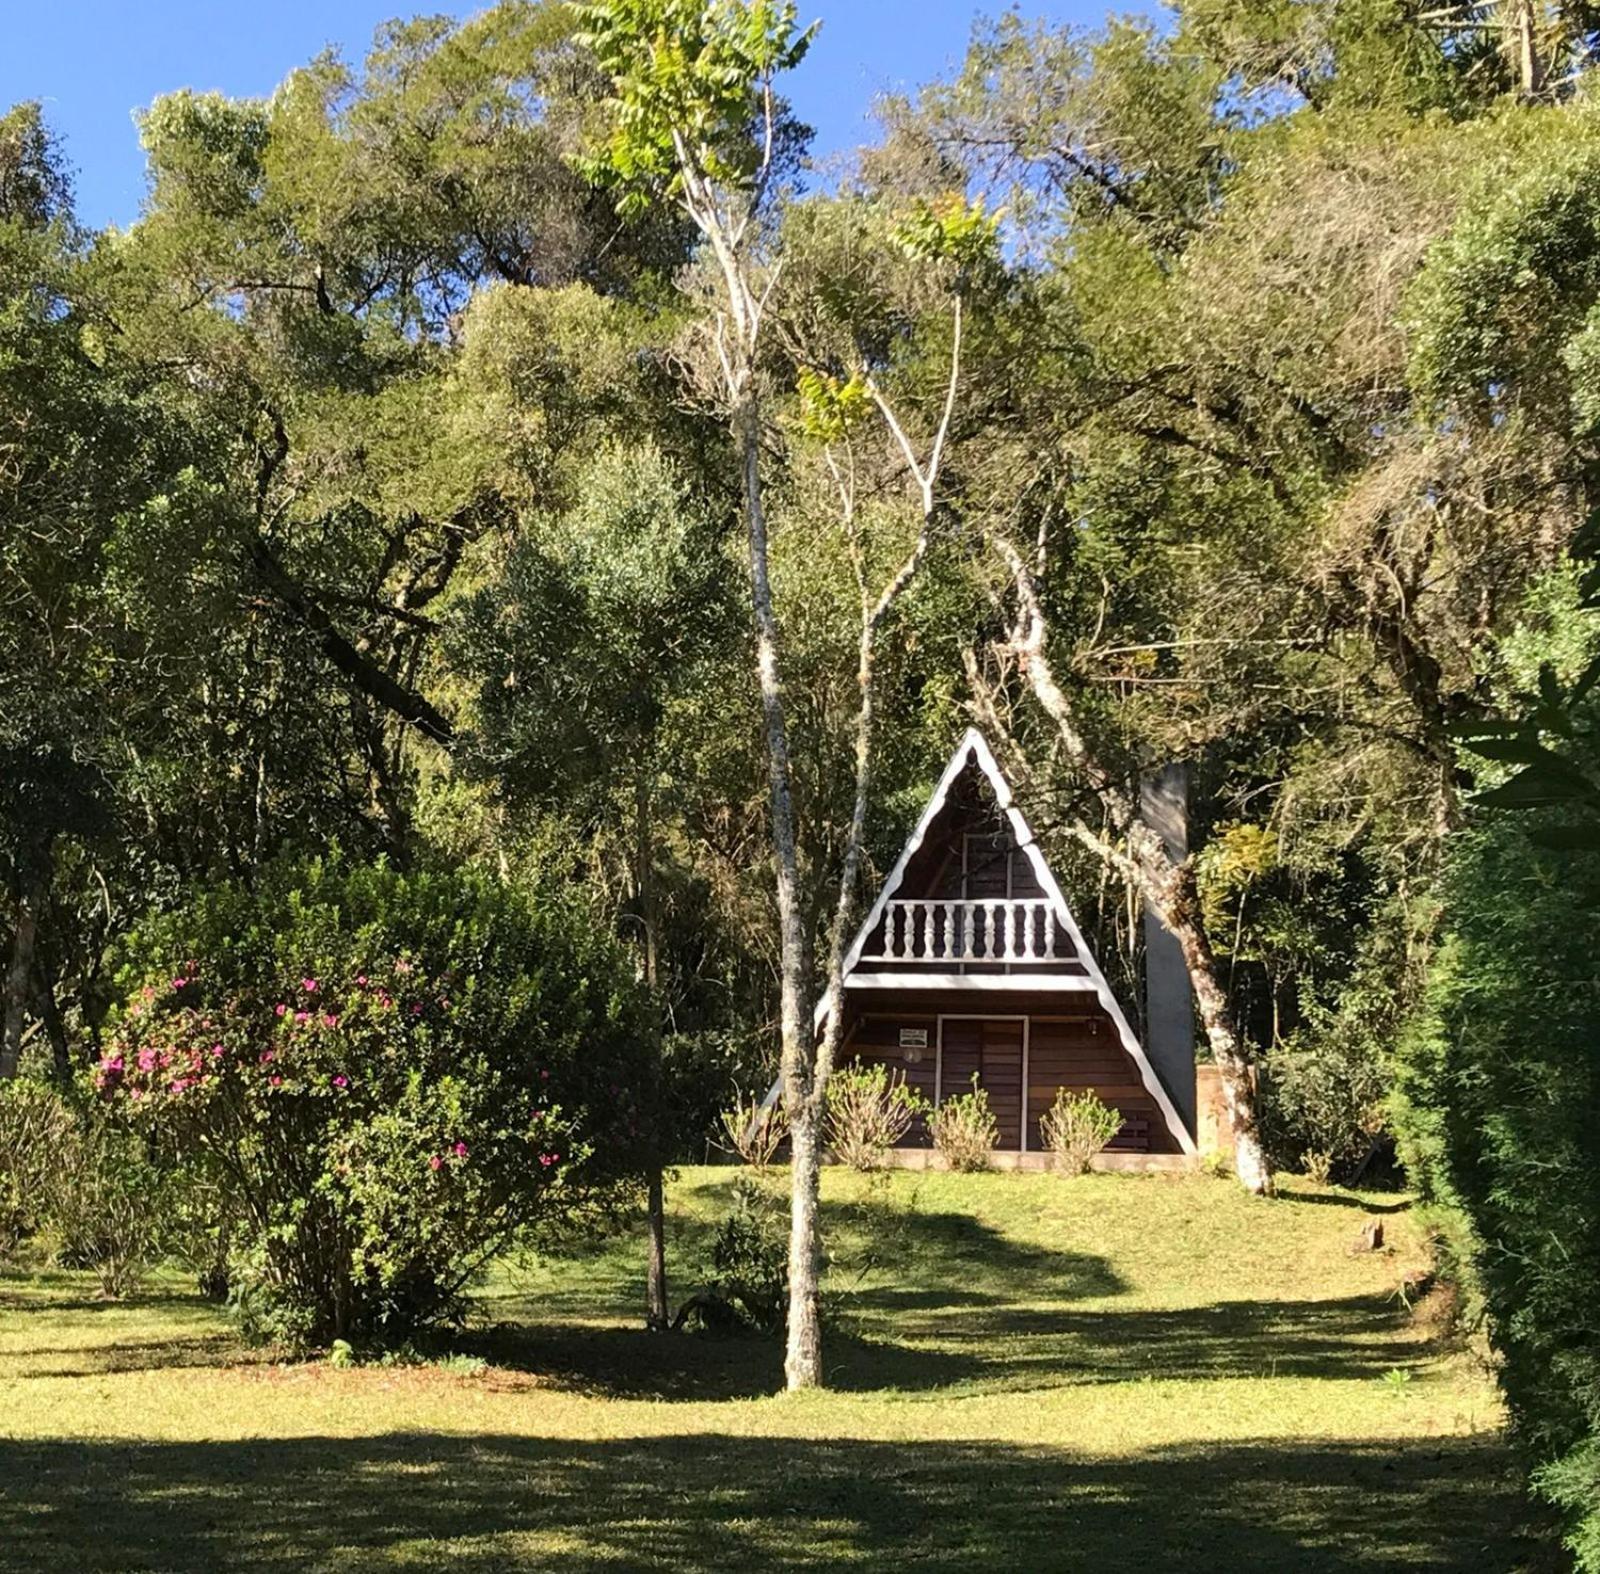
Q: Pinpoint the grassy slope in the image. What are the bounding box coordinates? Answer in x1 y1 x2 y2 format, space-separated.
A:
0 1169 1548 1572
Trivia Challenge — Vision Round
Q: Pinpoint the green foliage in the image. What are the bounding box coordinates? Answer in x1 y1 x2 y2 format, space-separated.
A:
700 1171 789 1332
0 1078 170 1297
39 1100 170 1300
0 1078 73 1257
1260 1034 1388 1177
890 193 1002 276
795 367 870 442
825 1062 927 1171
575 0 815 210
101 857 656 1345
929 1078 998 1172
1039 1088 1122 1175
1395 691 1600 1557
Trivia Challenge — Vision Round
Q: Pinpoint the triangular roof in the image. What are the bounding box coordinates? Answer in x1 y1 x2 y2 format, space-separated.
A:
827 728 1194 1154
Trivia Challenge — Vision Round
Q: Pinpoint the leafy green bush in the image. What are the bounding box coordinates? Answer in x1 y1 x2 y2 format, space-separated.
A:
929 1079 997 1171
702 1172 789 1332
1395 739 1600 1565
825 1062 926 1171
0 1077 170 1296
100 857 657 1346
0 1077 71 1257
1259 1033 1388 1180
40 1099 169 1299
1039 1088 1121 1175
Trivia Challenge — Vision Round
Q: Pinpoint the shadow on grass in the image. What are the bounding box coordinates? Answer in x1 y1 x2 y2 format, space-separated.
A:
447 1291 1430 1402
1275 1192 1413 1216
826 1198 1127 1308
0 1431 1551 1573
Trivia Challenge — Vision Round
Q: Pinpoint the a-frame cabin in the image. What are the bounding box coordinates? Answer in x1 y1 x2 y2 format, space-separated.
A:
829 730 1196 1163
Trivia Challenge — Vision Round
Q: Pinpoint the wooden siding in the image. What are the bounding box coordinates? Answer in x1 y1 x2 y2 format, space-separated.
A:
844 1013 938 1146
840 990 1183 1156
939 1018 1025 1149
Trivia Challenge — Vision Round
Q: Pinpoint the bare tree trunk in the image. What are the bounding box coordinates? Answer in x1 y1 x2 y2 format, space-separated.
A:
985 534 1273 1194
34 941 71 1084
1150 864 1270 1195
1 892 38 1079
645 1168 669 1332
785 1099 824 1385
731 395 823 1389
636 774 671 1334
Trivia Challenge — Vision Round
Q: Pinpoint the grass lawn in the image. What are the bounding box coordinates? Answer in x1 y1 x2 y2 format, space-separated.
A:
0 1168 1552 1571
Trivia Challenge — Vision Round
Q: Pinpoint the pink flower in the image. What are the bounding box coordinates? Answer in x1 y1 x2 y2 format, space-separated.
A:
172 977 187 990
355 975 368 988
137 1048 157 1072
539 1070 549 1082
302 978 319 993
379 994 393 1009
294 1011 310 1025
539 1153 556 1168
428 1154 443 1172
260 1050 275 1064
269 1075 283 1088
104 1054 124 1073
211 1044 224 1059
275 1004 287 1018
321 1014 339 1029
332 1074 349 1089
452 1141 468 1159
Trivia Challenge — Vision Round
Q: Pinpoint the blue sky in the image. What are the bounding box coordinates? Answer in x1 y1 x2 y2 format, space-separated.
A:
1 2 1112 231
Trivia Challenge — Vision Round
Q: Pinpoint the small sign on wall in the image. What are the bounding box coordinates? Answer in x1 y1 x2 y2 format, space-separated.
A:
899 1027 929 1050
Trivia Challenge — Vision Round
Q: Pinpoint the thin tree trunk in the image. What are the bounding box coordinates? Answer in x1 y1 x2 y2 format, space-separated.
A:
732 393 822 1389
636 773 671 1334
1 892 38 1079
34 941 70 1083
645 1167 669 1332
785 1099 824 1384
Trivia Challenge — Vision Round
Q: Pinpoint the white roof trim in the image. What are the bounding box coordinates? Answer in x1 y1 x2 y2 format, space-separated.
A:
817 728 1196 1155
845 972 1097 993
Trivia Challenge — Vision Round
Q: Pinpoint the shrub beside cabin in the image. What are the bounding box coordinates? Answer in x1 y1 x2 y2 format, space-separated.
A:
824 731 1198 1168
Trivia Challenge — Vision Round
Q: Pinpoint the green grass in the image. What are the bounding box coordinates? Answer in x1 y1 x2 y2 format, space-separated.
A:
0 1169 1553 1571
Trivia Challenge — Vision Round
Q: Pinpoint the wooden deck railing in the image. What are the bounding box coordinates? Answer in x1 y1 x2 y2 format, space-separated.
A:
858 898 1068 965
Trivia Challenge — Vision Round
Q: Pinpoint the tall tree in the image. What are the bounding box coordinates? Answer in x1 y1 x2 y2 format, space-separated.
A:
577 0 979 1387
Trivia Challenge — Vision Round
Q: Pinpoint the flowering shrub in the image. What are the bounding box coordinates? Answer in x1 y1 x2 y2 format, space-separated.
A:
825 1063 926 1171
1038 1088 1122 1176
929 1078 998 1172
103 857 656 1346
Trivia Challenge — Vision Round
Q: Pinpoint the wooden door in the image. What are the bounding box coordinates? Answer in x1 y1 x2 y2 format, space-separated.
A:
938 1017 1025 1150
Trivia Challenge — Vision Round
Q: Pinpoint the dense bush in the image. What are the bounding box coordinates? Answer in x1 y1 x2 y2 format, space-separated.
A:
1259 1033 1389 1180
929 1079 997 1171
0 1077 71 1257
101 857 658 1346
1395 773 1600 1564
1039 1088 1121 1175
700 1172 789 1332
825 1063 925 1170
0 1077 170 1296
42 1099 170 1298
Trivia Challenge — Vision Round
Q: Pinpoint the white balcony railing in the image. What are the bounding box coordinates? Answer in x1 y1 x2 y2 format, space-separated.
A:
859 898 1066 966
